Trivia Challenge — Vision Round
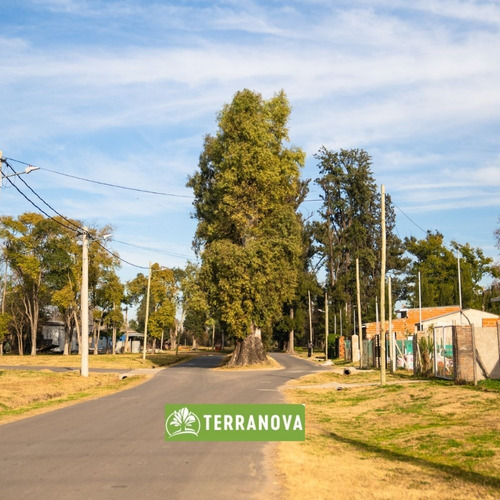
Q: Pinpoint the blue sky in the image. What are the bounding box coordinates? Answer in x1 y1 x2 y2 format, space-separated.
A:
1 0 499 286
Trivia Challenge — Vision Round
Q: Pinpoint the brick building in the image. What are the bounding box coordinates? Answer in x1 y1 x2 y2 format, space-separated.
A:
363 305 499 340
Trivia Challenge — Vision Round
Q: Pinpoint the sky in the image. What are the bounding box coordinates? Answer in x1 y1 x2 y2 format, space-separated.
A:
1 0 499 287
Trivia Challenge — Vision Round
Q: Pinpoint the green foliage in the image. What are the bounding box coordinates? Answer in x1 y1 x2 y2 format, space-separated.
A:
405 231 493 308
127 263 176 336
0 312 12 342
188 89 305 340
312 148 407 321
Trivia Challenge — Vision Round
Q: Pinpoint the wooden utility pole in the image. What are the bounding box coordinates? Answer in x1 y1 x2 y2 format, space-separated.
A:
308 290 313 346
458 250 463 325
324 291 329 361
142 261 152 360
389 276 395 373
81 228 89 377
356 258 363 369
380 185 386 385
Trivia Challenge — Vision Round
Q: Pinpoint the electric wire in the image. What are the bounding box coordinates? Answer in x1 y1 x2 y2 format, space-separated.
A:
3 163 148 269
112 239 193 260
5 160 82 233
392 201 428 235
5 157 193 198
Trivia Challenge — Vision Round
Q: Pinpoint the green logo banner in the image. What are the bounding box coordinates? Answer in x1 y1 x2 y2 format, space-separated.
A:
165 404 305 441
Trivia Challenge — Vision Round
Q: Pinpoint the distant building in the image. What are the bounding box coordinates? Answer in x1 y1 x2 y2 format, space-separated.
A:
364 305 499 339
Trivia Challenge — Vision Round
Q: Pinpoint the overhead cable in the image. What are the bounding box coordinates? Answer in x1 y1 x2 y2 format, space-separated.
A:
5 157 193 198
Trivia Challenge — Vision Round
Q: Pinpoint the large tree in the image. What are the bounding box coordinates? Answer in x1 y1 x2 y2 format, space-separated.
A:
187 89 305 365
313 148 406 324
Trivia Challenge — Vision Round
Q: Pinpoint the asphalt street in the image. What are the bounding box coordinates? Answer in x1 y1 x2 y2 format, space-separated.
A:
0 353 325 500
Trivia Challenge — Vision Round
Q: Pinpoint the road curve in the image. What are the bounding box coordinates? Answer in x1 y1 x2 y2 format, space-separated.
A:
0 353 324 500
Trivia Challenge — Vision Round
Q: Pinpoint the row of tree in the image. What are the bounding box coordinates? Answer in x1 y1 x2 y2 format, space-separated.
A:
1 89 498 362
186 89 498 364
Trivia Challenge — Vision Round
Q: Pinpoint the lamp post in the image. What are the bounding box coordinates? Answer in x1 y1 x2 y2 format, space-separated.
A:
1 152 40 194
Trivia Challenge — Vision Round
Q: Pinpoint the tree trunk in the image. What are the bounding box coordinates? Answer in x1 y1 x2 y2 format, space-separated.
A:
228 325 267 366
73 310 82 354
63 323 70 356
170 328 177 351
286 307 295 354
112 325 117 355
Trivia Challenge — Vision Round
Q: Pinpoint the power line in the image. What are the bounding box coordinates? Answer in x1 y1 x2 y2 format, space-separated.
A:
112 239 193 260
5 156 193 199
3 164 148 270
392 201 428 235
5 160 82 233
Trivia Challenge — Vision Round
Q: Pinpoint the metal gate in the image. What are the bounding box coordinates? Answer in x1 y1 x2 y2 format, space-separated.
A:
432 326 454 379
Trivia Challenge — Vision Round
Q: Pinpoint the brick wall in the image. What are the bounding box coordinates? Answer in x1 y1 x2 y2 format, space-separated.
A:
339 336 346 359
364 306 462 340
482 318 500 328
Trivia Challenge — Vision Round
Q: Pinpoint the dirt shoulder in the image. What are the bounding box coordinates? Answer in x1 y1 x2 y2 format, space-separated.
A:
277 370 500 499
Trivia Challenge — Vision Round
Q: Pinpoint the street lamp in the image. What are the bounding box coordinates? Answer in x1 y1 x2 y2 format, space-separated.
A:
1 152 40 183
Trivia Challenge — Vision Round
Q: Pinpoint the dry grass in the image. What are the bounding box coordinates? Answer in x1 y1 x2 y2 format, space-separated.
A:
288 368 416 386
277 376 500 499
0 369 145 424
0 352 195 369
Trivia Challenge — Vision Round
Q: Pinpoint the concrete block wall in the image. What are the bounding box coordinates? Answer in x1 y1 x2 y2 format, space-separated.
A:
453 325 500 382
453 326 476 383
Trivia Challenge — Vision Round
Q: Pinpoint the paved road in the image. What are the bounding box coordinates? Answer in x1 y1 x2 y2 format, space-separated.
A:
0 353 324 500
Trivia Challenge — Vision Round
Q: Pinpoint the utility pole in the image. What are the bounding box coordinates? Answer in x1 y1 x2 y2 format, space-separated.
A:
81 228 89 377
356 258 363 369
457 250 463 325
308 290 313 346
418 271 422 331
380 185 386 386
142 261 152 360
389 276 395 373
324 291 329 361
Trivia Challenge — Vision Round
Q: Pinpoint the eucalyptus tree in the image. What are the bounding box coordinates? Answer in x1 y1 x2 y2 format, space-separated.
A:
313 148 406 323
187 89 306 365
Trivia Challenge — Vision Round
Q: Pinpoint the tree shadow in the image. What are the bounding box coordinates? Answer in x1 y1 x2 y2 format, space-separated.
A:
327 431 500 490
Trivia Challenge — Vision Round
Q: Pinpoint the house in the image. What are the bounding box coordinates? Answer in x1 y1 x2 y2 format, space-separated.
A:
416 308 500 331
364 305 499 339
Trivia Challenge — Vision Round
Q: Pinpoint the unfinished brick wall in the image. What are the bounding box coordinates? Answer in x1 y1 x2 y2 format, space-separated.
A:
482 318 500 328
338 336 346 359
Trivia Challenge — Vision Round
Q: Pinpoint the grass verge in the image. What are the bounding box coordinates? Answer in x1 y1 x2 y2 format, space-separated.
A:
0 352 196 370
278 372 500 499
0 369 146 425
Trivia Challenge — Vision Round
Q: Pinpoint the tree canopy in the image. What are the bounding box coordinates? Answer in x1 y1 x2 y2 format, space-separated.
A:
187 89 306 364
